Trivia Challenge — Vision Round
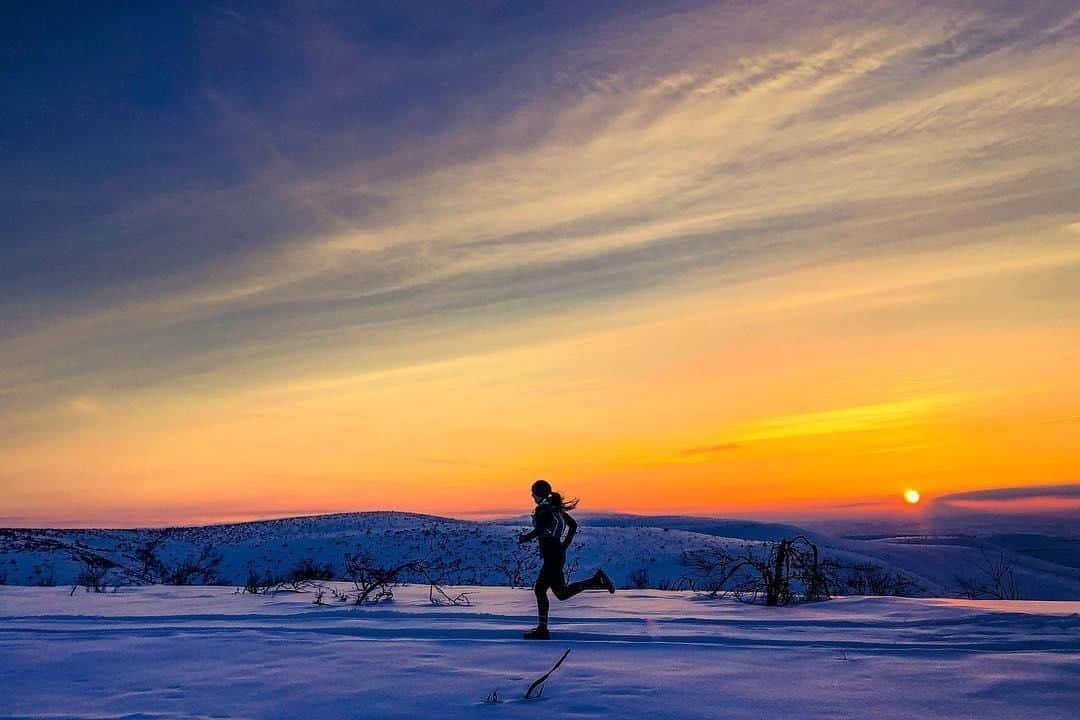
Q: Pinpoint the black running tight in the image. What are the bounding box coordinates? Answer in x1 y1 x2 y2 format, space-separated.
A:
534 555 604 624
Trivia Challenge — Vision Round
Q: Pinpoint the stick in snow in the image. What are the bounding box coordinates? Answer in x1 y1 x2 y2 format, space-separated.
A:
525 648 571 700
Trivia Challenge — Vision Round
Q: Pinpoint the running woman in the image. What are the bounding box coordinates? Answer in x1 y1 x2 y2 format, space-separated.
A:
518 479 615 639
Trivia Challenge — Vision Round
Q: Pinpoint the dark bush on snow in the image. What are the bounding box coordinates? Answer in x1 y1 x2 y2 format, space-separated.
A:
72 555 119 594
132 536 225 585
842 563 920 596
288 557 335 583
628 567 651 589
684 536 835 606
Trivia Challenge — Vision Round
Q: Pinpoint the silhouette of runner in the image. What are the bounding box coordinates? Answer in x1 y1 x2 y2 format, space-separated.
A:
518 479 614 639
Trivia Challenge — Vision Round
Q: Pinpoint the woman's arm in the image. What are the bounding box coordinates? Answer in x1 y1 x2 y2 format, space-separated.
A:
518 509 543 543
561 512 577 549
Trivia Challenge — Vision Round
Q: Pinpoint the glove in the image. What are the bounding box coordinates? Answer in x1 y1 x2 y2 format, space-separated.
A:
517 533 530 544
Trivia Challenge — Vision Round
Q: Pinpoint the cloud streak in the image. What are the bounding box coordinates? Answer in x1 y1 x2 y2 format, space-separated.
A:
937 484 1080 502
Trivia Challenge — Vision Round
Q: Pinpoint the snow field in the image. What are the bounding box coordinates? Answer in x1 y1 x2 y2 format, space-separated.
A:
2 584 1079 719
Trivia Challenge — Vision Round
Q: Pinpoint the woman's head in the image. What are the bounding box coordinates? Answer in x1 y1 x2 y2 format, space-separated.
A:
530 479 578 510
531 479 552 502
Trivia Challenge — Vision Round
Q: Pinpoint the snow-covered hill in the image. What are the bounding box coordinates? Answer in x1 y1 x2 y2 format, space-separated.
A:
2 584 1078 719
3 512 1079 599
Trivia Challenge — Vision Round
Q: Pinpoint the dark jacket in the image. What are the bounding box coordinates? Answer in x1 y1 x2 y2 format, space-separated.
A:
518 498 577 557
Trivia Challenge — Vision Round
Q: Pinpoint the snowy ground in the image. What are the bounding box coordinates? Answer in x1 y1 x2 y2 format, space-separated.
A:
6 512 1080 599
2 584 1079 719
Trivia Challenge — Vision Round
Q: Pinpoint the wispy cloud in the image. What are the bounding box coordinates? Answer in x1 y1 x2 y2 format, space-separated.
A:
724 397 951 444
6 1 1079 406
3 1 1079 521
932 483 1080 517
682 443 742 458
938 484 1080 502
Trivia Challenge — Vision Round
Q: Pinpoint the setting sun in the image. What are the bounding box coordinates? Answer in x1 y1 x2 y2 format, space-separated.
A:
904 489 921 505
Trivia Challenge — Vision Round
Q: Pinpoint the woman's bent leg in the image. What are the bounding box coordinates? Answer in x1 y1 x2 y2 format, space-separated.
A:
550 571 605 601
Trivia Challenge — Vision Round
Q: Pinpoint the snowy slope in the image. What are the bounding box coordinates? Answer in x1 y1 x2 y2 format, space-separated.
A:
2 584 1079 719
3 512 1079 599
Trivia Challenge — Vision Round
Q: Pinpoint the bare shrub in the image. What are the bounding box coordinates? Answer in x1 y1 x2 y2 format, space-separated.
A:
428 583 473 606
417 551 476 606
955 550 1021 600
656 576 695 591
493 543 540 588
627 566 651 589
239 566 282 594
71 555 118 595
683 536 834 606
288 557 335 583
162 545 225 585
126 535 224 586
343 549 419 604
130 534 169 583
841 563 919 596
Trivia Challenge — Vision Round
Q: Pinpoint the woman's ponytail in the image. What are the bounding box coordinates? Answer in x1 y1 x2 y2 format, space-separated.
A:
549 491 579 511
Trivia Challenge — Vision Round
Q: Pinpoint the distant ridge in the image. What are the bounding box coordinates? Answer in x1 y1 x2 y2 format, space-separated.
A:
573 513 824 543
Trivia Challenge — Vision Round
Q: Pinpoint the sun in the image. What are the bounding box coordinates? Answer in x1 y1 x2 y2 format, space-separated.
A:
903 489 921 505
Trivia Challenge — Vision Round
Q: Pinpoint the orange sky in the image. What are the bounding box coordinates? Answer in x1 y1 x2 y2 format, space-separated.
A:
2 1 1079 527
5 236 1078 526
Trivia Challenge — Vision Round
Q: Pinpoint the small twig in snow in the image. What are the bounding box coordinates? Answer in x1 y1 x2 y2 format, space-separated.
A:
525 648 571 700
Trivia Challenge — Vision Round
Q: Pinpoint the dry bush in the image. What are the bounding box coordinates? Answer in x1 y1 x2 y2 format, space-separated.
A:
955 550 1021 600
428 583 473 606
343 549 419 604
493 542 540 588
160 545 225 585
841 563 919 596
684 536 834 605
288 557 335 583
627 566 651 589
71 555 120 595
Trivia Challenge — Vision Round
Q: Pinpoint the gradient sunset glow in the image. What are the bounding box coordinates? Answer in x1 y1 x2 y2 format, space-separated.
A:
3 1 1079 527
